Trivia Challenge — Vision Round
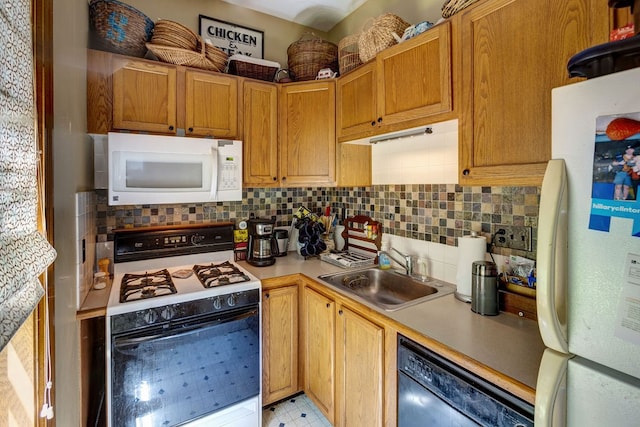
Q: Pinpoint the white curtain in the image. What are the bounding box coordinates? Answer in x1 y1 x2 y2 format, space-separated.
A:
0 0 57 351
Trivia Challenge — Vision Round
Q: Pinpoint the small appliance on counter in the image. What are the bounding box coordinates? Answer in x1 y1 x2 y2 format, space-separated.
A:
274 228 289 257
470 261 499 316
246 217 279 266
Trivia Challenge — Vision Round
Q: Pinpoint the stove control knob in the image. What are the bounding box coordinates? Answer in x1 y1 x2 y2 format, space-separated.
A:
161 306 177 320
227 294 237 307
212 297 223 310
143 309 158 325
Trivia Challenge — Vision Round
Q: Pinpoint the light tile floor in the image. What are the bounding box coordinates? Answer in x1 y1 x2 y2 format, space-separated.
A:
262 393 332 427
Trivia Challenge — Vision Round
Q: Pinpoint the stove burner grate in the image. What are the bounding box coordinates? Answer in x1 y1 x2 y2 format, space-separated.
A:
193 261 251 288
120 269 177 303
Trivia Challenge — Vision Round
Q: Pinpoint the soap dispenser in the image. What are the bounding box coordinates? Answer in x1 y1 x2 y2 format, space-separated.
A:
378 239 391 270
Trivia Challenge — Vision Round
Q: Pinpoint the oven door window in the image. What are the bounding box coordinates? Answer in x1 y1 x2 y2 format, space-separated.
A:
111 308 259 427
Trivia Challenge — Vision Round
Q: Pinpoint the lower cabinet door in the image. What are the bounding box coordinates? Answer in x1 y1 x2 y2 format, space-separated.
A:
262 285 299 405
336 305 384 427
302 286 336 424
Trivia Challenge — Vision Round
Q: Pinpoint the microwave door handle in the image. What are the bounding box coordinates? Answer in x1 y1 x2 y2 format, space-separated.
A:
210 145 218 200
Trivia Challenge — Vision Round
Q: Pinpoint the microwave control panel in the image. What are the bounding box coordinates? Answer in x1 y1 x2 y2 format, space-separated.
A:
219 156 240 190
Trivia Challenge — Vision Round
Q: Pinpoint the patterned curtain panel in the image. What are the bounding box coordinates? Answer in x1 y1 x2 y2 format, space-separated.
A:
0 0 57 351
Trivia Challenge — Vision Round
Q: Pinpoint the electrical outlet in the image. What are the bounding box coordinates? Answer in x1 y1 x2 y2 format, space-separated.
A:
493 225 532 251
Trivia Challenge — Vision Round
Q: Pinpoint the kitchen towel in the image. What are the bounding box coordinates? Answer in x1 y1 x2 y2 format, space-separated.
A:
456 234 487 302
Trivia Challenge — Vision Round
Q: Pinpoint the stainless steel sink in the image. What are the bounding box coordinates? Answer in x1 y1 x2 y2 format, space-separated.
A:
317 268 455 311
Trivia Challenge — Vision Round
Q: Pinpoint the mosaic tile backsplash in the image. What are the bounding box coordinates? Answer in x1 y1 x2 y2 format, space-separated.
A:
96 184 540 257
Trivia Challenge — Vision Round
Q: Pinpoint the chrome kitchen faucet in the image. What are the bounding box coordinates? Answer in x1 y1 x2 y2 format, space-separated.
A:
378 247 414 276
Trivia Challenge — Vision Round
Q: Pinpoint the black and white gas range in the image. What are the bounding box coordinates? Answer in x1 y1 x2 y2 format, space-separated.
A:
106 223 261 427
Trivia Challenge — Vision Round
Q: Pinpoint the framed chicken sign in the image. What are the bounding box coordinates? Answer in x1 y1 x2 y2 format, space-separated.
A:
199 15 264 58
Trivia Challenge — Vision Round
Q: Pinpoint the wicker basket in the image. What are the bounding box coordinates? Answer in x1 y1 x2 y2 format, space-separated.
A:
145 41 224 72
287 33 338 81
200 39 229 71
358 13 410 63
89 0 154 57
227 54 281 82
338 33 363 74
151 19 199 51
441 0 481 18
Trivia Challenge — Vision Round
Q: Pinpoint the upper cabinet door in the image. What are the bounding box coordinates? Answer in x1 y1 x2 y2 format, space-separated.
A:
336 62 377 141
458 0 609 186
112 57 177 134
279 81 336 187
243 80 279 186
377 21 452 127
184 70 238 138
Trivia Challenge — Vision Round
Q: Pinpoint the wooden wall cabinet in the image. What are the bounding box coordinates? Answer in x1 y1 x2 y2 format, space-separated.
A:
336 22 453 143
337 143 372 187
279 81 336 187
183 70 238 138
262 283 300 406
88 50 239 138
457 0 609 186
336 62 378 141
243 80 279 186
112 56 177 134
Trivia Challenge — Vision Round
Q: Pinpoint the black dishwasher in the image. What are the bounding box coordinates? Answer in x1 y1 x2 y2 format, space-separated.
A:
397 335 534 427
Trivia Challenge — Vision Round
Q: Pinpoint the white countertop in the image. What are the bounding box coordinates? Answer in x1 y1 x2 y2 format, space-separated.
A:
239 251 545 396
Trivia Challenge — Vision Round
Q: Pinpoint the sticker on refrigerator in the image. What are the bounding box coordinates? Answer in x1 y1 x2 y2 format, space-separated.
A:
589 113 640 237
614 253 640 346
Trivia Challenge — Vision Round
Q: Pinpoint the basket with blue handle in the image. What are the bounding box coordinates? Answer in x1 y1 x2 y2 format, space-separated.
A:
89 0 154 57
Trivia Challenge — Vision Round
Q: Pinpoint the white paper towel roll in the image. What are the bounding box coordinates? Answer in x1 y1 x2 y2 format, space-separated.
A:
456 234 487 302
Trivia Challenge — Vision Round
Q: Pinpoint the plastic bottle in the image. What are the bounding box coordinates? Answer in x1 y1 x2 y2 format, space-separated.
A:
378 240 392 270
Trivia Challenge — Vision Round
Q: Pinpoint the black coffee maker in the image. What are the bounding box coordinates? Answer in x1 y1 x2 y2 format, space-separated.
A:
246 217 279 267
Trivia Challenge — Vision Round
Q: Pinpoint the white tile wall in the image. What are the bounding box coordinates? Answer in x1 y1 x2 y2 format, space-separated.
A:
372 119 458 185
383 234 508 289
75 191 96 308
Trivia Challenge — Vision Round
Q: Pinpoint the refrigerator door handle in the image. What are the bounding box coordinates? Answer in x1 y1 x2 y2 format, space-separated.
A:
535 348 569 426
537 159 569 353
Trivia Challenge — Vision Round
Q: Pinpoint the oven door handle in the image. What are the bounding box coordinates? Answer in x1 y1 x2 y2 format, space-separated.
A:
114 308 258 347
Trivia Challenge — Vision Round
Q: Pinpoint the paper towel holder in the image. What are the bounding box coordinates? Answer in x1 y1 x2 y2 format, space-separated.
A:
455 231 487 303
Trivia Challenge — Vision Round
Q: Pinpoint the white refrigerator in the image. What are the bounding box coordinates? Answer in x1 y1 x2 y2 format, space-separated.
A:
535 67 640 426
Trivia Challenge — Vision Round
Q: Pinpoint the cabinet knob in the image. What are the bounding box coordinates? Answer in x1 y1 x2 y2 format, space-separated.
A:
377 117 383 123
371 121 376 126
338 309 343 316
169 125 174 131
265 293 270 299
463 169 470 176
282 177 287 182
188 127 193 133
273 177 277 181
326 303 330 308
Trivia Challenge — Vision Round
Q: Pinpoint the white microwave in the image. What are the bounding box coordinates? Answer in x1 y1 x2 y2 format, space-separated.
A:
103 132 242 206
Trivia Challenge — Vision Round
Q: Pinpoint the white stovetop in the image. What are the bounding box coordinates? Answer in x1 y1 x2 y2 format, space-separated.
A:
107 252 260 316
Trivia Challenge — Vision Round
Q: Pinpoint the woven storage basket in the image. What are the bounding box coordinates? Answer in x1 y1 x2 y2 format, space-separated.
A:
338 33 362 74
145 41 224 72
441 0 481 18
89 0 154 57
287 33 338 81
151 19 199 51
227 54 280 82
358 13 410 63
200 39 229 71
